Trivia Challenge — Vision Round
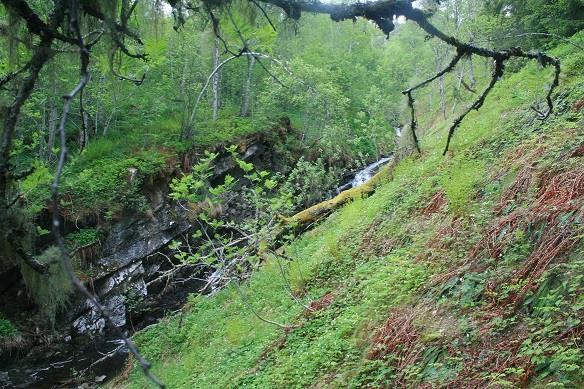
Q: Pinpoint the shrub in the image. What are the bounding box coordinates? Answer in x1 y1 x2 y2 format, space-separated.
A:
0 317 19 339
281 157 338 208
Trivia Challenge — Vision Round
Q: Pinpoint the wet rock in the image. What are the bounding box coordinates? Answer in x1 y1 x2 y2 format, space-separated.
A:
72 295 126 335
0 372 9 387
72 263 146 336
100 261 146 298
94 375 107 383
243 143 262 159
0 130 302 386
69 199 191 336
67 136 280 336
212 139 264 177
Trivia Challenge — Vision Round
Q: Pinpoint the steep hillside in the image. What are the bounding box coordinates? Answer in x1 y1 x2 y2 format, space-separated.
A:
120 37 584 388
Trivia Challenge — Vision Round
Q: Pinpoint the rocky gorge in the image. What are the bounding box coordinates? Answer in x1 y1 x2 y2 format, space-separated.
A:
0 121 389 387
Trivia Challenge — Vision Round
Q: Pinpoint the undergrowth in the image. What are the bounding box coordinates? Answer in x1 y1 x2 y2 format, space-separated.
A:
21 114 271 223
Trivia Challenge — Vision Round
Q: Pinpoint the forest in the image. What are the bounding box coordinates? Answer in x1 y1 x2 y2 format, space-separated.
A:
0 0 583 387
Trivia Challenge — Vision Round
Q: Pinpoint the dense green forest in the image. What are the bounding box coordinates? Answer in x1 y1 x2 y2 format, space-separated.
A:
0 0 583 387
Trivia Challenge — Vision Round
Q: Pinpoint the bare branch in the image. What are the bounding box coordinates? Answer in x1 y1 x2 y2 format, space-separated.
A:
250 0 277 32
472 32 584 51
80 0 144 45
403 48 466 94
234 281 289 329
443 58 504 155
406 91 420 154
271 250 312 311
253 0 561 153
48 2 164 387
533 60 561 120
205 4 240 56
0 0 77 44
108 49 146 85
0 62 31 88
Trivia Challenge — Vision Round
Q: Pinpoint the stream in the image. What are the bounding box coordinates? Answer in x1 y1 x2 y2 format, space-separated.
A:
0 274 205 389
0 156 393 389
335 156 393 194
0 338 127 388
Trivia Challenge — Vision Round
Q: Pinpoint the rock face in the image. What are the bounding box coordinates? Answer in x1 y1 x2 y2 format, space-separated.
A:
69 134 277 336
71 202 191 335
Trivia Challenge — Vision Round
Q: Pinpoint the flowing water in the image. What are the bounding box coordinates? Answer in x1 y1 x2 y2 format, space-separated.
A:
335 156 393 194
0 278 205 388
0 338 127 388
349 157 392 187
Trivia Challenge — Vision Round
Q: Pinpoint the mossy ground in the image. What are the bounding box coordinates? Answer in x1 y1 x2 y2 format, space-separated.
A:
22 113 270 222
120 37 584 388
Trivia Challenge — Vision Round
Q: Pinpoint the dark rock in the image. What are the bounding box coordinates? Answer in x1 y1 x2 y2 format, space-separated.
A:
96 204 191 278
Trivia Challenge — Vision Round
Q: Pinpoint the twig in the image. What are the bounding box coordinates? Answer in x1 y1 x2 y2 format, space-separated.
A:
108 49 146 85
234 281 288 329
0 62 32 88
473 32 584 51
271 250 312 311
403 48 465 94
532 59 561 120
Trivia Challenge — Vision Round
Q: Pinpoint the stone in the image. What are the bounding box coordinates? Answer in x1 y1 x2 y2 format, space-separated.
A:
72 295 126 335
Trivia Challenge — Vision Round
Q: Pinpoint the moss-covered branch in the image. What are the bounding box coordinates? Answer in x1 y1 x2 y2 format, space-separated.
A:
282 154 403 226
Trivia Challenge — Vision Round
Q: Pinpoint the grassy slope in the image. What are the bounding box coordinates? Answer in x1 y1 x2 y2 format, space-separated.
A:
121 37 584 388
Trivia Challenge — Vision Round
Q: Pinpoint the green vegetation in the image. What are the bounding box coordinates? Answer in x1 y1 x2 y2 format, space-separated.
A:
0 317 19 340
66 228 101 248
21 246 73 326
440 159 486 216
60 151 170 219
1 0 583 387
122 35 584 388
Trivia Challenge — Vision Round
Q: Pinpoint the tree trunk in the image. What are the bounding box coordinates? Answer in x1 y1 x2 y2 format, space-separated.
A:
46 99 58 163
212 36 221 121
78 91 88 152
94 74 104 137
433 46 447 119
468 50 476 89
239 55 255 117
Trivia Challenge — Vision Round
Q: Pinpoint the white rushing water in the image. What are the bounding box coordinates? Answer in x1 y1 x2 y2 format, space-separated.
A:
334 126 400 194
350 157 392 187
334 156 393 195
